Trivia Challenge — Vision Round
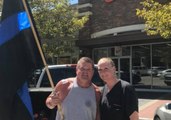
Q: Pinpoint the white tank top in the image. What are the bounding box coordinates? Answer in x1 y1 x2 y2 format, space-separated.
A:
56 79 97 120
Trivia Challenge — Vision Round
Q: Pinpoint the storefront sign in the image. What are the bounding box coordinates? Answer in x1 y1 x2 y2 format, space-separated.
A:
115 46 122 56
104 0 113 3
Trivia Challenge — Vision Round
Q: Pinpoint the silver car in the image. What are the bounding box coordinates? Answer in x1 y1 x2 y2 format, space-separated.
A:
153 103 171 120
158 69 171 86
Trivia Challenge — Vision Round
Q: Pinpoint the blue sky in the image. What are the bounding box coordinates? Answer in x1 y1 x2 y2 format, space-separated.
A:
70 0 78 4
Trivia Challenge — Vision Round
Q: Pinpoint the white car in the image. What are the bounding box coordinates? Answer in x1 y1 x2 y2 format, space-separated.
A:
148 66 166 76
158 69 171 86
153 103 171 120
158 69 171 77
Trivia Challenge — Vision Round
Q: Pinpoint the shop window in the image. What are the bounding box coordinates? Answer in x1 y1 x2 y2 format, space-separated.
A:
122 46 130 56
132 45 150 70
152 44 171 69
132 43 171 89
93 48 108 63
132 45 151 87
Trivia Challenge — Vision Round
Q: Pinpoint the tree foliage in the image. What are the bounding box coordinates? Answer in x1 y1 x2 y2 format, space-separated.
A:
0 0 3 16
0 0 2 8
136 0 171 39
29 0 88 63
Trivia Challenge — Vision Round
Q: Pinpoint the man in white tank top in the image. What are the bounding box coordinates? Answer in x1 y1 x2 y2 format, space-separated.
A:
46 57 101 120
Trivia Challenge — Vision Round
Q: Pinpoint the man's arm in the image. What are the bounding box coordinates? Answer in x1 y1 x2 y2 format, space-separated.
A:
46 78 73 109
45 80 64 109
92 84 101 120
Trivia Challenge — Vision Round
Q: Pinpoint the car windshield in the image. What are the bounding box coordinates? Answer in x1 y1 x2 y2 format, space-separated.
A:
40 67 104 87
41 67 76 87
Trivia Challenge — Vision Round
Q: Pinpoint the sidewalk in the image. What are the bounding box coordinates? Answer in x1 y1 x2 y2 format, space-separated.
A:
139 99 170 120
138 92 171 120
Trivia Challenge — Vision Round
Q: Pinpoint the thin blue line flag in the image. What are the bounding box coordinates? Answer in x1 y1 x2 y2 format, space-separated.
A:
0 0 43 120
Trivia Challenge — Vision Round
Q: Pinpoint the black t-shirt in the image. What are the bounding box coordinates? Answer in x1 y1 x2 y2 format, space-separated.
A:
100 80 138 120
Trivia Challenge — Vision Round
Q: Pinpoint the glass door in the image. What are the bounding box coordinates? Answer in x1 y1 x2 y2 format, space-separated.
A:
112 57 133 84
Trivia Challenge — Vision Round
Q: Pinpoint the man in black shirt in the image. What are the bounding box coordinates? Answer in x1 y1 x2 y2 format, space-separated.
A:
97 57 138 120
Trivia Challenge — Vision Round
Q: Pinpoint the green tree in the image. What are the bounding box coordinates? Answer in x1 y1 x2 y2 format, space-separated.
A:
0 0 3 19
29 0 88 64
136 0 171 39
0 0 2 9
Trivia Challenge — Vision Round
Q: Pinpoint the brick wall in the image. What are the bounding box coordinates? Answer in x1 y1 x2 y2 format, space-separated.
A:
79 0 143 39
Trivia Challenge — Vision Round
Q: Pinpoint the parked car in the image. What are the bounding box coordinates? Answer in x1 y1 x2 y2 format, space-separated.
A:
158 69 171 78
158 69 171 86
147 66 166 76
153 103 171 120
116 70 141 84
119 71 141 84
132 66 148 76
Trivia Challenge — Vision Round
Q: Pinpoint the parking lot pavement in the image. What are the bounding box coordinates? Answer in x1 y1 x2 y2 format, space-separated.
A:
138 92 171 120
139 99 170 120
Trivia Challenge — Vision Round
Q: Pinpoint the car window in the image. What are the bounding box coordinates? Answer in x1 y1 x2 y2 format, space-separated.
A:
41 67 76 87
40 67 104 87
29 69 42 87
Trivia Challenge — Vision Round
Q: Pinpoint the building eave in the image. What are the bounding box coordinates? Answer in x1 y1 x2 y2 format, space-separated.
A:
76 32 169 48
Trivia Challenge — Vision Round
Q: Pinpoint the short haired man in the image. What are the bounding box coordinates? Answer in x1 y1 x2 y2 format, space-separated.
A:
97 57 139 120
46 57 101 120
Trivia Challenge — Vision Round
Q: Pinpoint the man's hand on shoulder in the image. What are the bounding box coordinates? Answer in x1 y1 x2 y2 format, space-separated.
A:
92 83 101 103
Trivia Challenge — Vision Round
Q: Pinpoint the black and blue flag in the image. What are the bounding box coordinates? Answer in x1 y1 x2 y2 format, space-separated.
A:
0 0 43 120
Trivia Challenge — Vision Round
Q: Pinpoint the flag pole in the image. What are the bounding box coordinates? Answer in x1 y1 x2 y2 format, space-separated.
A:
21 0 64 120
21 0 54 89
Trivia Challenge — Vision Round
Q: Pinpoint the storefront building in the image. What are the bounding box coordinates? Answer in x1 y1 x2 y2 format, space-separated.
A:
76 0 171 91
